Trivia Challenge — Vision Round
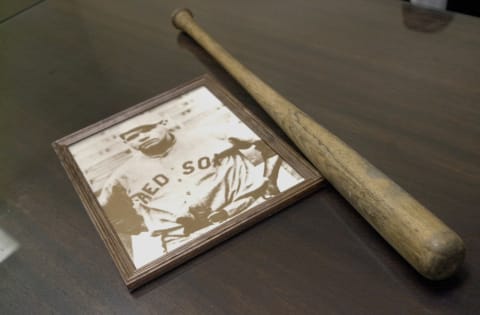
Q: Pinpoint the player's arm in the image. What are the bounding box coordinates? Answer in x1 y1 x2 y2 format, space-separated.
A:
212 121 262 165
97 177 146 234
262 155 282 197
98 175 119 207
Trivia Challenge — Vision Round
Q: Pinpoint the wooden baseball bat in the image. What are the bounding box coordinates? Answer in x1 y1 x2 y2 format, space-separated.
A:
171 8 465 280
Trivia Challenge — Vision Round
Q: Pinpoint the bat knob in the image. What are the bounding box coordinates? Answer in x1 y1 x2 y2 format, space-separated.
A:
172 8 194 30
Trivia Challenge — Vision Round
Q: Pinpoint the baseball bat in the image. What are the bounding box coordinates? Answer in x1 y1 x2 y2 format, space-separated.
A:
171 8 465 280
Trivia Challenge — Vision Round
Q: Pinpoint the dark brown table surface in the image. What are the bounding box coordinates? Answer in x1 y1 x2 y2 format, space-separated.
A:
1 0 479 314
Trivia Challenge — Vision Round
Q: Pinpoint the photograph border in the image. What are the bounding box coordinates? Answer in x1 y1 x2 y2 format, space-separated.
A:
53 75 324 290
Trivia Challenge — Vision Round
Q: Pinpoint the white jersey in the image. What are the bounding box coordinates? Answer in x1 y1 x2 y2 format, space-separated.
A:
99 121 268 232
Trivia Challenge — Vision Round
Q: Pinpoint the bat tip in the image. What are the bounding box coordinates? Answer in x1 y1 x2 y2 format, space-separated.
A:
418 230 466 280
171 8 194 30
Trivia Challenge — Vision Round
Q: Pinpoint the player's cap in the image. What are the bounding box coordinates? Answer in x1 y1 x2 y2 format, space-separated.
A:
117 114 170 139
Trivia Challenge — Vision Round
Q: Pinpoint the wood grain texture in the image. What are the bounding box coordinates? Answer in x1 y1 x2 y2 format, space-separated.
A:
171 8 465 280
1 0 479 314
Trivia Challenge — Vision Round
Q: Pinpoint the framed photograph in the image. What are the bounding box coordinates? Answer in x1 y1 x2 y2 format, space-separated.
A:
53 75 323 290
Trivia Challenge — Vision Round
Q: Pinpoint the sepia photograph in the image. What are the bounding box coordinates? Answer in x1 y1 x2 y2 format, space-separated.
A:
54 76 322 288
69 85 306 268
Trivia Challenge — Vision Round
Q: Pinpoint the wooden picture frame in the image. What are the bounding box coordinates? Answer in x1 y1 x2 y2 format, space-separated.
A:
53 75 324 290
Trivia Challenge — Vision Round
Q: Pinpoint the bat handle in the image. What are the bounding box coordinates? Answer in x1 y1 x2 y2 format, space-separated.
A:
171 8 465 280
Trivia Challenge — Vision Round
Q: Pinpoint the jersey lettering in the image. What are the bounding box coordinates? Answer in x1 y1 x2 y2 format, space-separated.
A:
198 156 211 169
131 192 152 204
132 156 215 202
153 174 169 186
182 156 212 174
142 182 159 195
182 161 194 175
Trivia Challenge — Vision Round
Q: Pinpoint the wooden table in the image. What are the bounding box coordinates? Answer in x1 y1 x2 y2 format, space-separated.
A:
1 0 479 313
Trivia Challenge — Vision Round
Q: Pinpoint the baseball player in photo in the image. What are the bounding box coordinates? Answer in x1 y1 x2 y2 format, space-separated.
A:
98 115 282 255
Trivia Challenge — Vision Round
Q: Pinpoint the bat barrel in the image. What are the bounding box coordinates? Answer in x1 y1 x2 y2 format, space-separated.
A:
171 8 465 280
